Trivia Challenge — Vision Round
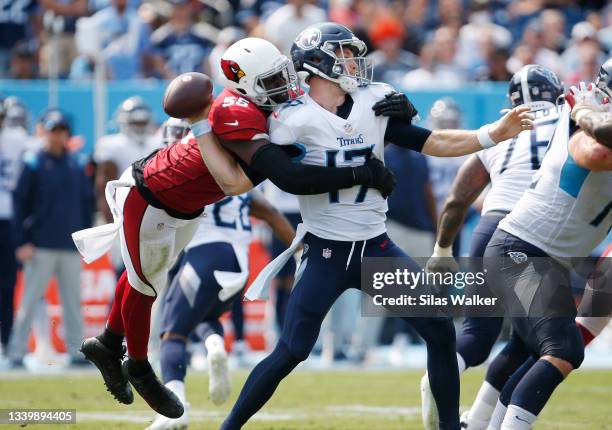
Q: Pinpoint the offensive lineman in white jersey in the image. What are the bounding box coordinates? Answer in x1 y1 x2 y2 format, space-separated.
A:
422 65 564 430
482 62 612 429
201 23 534 430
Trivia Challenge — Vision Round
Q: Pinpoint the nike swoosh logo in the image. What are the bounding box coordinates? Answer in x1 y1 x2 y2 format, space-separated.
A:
224 121 239 126
515 416 530 424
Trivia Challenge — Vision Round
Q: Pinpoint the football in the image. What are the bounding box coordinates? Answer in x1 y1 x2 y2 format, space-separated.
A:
162 72 214 119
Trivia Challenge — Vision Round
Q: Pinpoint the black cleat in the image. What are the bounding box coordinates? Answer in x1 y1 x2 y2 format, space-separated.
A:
123 359 184 418
80 337 134 404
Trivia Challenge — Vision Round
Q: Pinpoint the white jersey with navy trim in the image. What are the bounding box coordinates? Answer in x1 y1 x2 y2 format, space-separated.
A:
186 193 253 251
0 127 41 219
478 109 560 215
94 133 162 174
268 83 392 241
500 105 612 260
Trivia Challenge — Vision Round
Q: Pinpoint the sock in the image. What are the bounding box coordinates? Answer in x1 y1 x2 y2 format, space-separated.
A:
97 327 124 351
194 321 224 351
457 352 467 374
509 359 564 417
231 299 244 341
166 379 186 404
577 322 595 346
487 400 507 430
106 271 129 334
160 338 188 384
500 405 536 430
468 381 500 425
121 285 156 360
220 341 301 430
127 357 152 377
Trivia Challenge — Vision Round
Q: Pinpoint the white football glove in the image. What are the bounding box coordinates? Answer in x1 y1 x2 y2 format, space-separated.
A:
566 81 609 123
425 243 459 274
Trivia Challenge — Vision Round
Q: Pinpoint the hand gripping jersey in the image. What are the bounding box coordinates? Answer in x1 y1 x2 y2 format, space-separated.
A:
478 108 560 215
499 105 612 261
268 84 391 241
134 88 268 217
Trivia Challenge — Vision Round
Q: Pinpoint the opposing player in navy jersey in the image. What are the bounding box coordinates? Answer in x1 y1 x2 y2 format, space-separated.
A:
149 189 295 430
421 65 564 430
204 23 534 430
75 37 395 419
482 63 612 429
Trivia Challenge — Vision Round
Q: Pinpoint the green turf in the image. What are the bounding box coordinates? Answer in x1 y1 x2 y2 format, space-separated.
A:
0 368 611 429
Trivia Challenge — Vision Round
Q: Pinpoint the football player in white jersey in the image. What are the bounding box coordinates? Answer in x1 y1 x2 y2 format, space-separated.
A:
94 96 162 222
204 23 533 430
149 188 295 430
422 65 564 430
0 98 41 361
481 61 612 430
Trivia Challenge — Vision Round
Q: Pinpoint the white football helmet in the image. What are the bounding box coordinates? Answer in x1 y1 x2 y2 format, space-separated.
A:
116 96 153 140
218 37 300 108
161 117 190 146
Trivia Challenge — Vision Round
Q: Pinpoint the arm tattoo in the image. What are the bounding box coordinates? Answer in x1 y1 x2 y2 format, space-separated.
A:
437 156 490 247
579 111 612 149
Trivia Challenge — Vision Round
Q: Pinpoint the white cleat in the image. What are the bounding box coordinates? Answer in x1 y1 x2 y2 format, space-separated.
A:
206 334 231 405
460 410 490 430
146 402 190 430
420 373 439 430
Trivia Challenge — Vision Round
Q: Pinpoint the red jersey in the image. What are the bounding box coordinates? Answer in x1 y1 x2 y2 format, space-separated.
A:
136 89 268 217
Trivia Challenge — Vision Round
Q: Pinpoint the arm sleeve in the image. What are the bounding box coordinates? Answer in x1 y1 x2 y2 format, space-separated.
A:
384 117 432 152
12 164 35 247
249 144 358 195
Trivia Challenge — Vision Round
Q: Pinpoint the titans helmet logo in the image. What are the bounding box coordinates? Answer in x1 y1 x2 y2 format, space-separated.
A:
296 28 322 50
221 59 245 83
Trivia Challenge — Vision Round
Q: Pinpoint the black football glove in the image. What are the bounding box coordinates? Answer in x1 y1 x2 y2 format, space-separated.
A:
372 92 418 123
354 157 396 199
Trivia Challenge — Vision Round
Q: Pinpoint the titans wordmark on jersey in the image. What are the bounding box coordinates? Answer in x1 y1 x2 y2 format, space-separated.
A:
268 84 392 241
500 105 612 261
478 108 560 215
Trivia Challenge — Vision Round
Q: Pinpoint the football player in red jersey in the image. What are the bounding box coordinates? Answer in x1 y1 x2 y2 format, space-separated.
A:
75 37 396 419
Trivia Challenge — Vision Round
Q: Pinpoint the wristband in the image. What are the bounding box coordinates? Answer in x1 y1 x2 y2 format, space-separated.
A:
477 124 496 149
432 243 453 258
191 119 212 137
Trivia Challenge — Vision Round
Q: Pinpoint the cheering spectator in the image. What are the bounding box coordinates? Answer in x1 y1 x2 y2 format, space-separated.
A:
367 16 419 87
151 0 215 79
7 110 93 368
263 0 326 55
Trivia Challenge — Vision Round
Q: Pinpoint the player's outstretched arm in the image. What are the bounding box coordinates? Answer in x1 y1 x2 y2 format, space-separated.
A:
188 108 255 196
577 111 612 149
569 130 612 171
421 106 534 157
436 155 490 248
249 189 296 247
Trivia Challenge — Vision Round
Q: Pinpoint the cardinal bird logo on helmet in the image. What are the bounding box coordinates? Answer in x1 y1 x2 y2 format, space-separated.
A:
221 59 246 83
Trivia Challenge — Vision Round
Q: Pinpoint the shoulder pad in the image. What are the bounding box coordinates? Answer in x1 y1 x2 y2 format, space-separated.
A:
368 82 397 99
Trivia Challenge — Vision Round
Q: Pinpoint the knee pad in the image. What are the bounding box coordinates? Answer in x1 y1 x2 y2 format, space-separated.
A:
540 325 584 370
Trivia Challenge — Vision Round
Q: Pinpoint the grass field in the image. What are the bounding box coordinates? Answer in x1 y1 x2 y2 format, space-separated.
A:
0 368 611 429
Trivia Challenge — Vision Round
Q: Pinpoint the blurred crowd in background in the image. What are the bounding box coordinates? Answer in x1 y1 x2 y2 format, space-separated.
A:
1 0 612 369
0 0 610 88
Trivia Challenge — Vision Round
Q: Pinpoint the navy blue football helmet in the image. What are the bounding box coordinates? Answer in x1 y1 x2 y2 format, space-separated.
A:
595 58 612 99
508 64 563 111
291 22 373 93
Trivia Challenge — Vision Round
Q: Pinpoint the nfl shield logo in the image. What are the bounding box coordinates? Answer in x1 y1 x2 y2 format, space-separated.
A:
508 251 528 264
322 248 332 259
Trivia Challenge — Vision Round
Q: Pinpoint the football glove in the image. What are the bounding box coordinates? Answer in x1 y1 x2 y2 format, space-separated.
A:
372 92 418 123
566 81 609 122
363 157 396 199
